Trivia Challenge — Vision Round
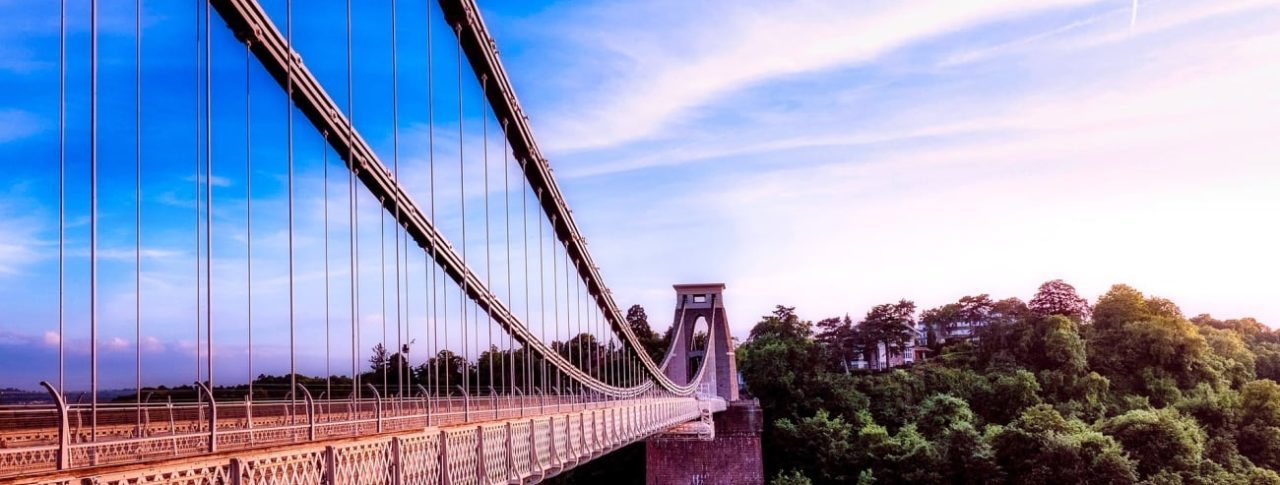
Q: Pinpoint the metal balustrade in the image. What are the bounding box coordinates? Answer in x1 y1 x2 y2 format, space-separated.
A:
15 398 705 485
0 393 707 479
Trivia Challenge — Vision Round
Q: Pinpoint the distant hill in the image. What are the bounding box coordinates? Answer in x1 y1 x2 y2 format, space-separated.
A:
0 388 138 405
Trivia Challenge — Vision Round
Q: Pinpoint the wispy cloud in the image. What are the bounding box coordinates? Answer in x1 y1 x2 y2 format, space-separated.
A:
525 0 1105 152
0 109 43 144
506 0 1280 335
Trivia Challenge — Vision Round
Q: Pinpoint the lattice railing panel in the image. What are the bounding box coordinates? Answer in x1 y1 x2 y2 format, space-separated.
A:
331 439 393 485
551 416 569 466
68 434 208 469
442 428 479 485
509 420 532 480
0 445 57 475
94 458 231 485
601 410 613 448
583 411 598 455
398 433 442 484
234 447 326 485
480 424 508 484
571 414 587 461
532 417 552 473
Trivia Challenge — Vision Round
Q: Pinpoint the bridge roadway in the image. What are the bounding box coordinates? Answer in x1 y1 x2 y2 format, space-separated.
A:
2 395 722 483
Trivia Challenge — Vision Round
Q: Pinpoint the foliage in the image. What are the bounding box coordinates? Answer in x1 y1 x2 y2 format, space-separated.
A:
858 300 917 368
770 470 813 485
992 405 1137 484
1028 279 1091 322
751 305 813 341
734 280 1280 485
626 304 666 362
817 315 858 371
774 410 859 483
1100 408 1205 478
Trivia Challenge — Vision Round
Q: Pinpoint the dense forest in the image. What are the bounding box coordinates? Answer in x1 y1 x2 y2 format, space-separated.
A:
740 280 1280 484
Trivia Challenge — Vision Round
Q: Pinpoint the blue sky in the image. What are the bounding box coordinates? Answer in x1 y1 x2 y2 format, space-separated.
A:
1 0 1278 390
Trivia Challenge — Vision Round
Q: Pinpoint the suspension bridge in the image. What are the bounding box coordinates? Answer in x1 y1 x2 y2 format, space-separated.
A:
0 0 761 483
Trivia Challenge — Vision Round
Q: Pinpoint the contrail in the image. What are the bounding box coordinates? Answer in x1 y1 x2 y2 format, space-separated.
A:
1130 0 1139 32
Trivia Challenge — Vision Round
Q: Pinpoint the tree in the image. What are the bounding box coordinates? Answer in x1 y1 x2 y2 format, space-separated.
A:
420 350 468 395
774 410 858 483
924 294 997 348
369 343 390 373
731 290 1277 484
1090 316 1214 404
1028 279 1090 322
916 394 976 439
975 297 1032 366
920 304 962 349
1018 315 1087 374
770 470 813 485
750 305 812 342
937 422 1003 485
738 332 826 420
979 369 1042 424
626 304 666 361
993 405 1137 484
1239 379 1280 469
1101 408 1205 478
858 300 917 369
817 315 857 372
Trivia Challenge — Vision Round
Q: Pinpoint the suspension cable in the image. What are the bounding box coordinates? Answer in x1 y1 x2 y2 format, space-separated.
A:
426 0 439 405
58 0 65 397
390 0 404 400
568 242 576 400
482 74 493 405
324 130 331 403
346 0 359 401
90 0 99 442
286 0 297 410
504 119 514 408
522 161 532 405
135 0 143 426
193 0 202 393
537 189 546 405
456 22 469 403
244 37 253 401
205 0 214 392
551 214 560 403
381 198 388 395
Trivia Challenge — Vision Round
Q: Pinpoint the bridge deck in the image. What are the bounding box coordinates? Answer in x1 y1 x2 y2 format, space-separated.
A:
12 397 703 485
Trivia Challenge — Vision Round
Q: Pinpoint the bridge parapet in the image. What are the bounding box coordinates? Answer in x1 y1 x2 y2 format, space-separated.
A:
14 397 703 485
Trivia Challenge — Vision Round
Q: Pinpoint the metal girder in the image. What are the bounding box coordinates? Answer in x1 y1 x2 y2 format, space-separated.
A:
206 0 691 397
438 0 697 394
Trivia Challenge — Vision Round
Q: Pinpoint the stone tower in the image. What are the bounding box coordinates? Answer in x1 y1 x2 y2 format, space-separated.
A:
661 283 739 401
647 283 762 485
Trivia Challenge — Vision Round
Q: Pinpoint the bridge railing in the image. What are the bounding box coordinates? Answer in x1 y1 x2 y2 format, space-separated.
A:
28 398 703 485
0 389 675 478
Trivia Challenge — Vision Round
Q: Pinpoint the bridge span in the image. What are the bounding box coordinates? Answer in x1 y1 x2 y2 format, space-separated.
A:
0 0 761 482
11 397 723 484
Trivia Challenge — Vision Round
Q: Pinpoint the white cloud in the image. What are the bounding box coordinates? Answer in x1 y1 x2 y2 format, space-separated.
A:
0 109 42 143
542 0 1280 336
530 0 1104 152
142 336 164 353
183 174 234 188
106 337 130 351
0 194 43 276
